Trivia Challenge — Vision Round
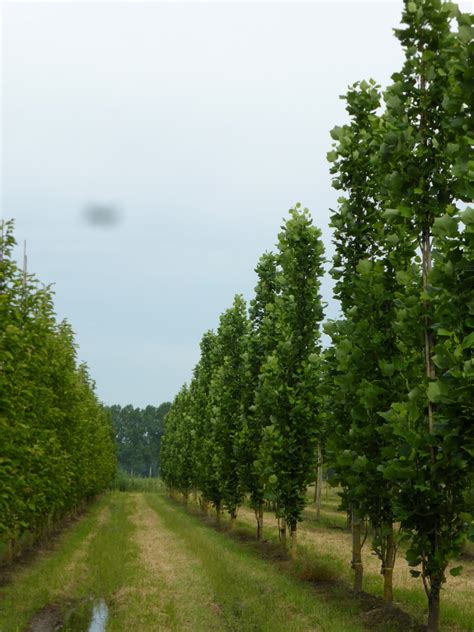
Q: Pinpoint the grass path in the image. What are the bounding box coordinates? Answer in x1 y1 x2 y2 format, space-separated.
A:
110 493 222 631
1 491 367 632
144 492 367 632
2 490 470 631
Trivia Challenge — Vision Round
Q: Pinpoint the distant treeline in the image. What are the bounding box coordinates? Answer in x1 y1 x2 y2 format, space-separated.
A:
108 403 171 477
0 221 116 552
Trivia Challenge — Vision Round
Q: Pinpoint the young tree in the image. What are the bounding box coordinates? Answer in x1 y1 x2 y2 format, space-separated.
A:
188 330 220 513
259 206 325 557
209 295 249 527
238 252 280 539
327 0 473 624
327 81 412 600
374 2 473 627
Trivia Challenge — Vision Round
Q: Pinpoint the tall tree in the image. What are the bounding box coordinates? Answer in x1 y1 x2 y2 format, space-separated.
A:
374 2 473 628
238 252 280 538
260 205 325 556
209 295 249 527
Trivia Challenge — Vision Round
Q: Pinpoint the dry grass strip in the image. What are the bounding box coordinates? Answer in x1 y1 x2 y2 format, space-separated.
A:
115 493 222 631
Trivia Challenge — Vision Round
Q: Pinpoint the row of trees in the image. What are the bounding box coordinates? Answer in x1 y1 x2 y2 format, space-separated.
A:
326 1 472 627
160 206 325 549
160 2 472 630
0 221 116 554
108 402 171 477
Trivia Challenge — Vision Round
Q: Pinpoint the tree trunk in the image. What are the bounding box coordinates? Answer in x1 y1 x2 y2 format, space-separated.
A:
352 510 364 593
255 504 264 540
279 517 287 546
422 224 436 435
383 567 394 604
201 499 209 515
229 510 237 531
289 523 297 560
427 579 441 632
148 465 152 478
382 526 396 604
315 445 323 521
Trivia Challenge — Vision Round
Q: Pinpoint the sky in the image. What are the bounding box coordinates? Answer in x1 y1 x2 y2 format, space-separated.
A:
1 1 469 407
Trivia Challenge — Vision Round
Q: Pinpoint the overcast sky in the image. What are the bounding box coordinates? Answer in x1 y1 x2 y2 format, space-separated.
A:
2 1 468 407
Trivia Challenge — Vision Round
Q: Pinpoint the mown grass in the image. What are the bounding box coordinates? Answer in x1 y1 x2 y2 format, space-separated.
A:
238 485 473 632
2 486 471 632
145 492 370 632
0 492 136 632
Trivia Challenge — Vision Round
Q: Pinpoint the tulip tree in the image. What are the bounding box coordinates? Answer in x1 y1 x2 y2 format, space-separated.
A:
238 252 280 538
374 2 473 629
189 330 220 512
209 294 249 526
259 205 325 556
160 385 194 500
327 81 414 601
327 1 473 626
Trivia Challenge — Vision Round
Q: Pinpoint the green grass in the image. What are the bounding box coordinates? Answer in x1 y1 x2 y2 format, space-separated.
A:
2 489 470 632
0 493 136 632
145 492 369 632
241 489 473 632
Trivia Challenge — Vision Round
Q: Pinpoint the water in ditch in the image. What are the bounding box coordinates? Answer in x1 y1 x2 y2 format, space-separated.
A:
59 598 109 632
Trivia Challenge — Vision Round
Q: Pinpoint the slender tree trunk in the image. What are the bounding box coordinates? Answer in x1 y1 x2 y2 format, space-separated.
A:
7 538 15 562
347 505 352 530
148 465 152 478
289 523 297 560
229 510 237 531
201 499 209 515
422 225 436 433
215 502 222 526
352 510 364 593
255 504 264 540
315 446 323 521
427 579 441 632
279 517 287 546
382 525 397 604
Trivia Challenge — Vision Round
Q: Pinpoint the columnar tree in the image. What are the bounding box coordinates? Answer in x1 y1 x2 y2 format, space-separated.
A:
189 330 219 512
326 0 473 625
238 252 280 538
160 385 194 499
209 295 249 526
259 205 325 556
327 81 411 600
374 2 473 628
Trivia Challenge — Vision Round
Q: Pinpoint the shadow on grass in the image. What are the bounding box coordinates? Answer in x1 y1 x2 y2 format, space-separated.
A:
165 496 426 632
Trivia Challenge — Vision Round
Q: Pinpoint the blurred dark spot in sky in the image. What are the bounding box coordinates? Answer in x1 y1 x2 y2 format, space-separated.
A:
83 204 122 227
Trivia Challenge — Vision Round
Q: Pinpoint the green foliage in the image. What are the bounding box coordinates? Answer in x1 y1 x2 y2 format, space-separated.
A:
238 252 280 512
258 206 325 530
209 295 249 519
326 0 473 625
160 207 325 535
108 402 171 477
0 221 116 544
160 385 195 497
